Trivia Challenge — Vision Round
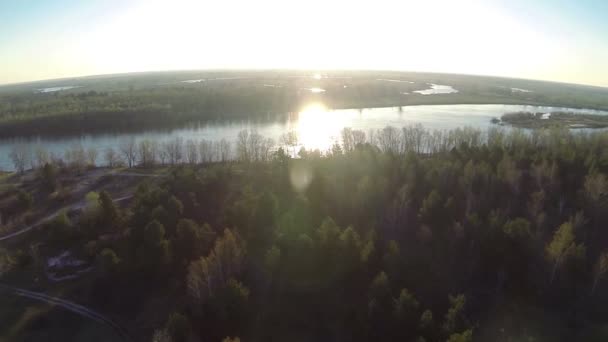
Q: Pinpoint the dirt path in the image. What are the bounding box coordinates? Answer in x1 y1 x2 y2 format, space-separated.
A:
0 194 133 242
0 284 132 341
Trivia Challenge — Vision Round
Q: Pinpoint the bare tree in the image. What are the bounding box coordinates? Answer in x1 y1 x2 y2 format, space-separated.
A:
104 147 121 168
352 129 366 147
218 139 231 162
9 144 31 174
260 138 274 162
158 146 168 165
65 144 86 170
377 126 400 153
86 147 98 167
237 130 250 161
138 139 156 167
120 138 137 168
341 128 354 153
150 140 159 165
33 145 50 169
279 130 298 157
199 139 213 163
186 139 198 164
164 137 184 165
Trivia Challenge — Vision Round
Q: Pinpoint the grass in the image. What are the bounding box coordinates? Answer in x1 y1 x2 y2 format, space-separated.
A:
499 111 608 129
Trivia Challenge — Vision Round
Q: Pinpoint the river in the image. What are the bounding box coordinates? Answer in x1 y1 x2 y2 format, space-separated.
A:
2 103 608 171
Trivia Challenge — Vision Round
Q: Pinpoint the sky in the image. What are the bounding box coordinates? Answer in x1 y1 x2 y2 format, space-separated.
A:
0 0 607 86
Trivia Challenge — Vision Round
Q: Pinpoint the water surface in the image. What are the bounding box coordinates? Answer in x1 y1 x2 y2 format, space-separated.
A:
1 103 607 170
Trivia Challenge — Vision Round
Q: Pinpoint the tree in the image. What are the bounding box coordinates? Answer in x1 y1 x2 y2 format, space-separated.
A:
199 139 213 163
33 146 50 169
342 127 355 152
279 130 298 157
419 190 442 224
97 248 120 276
104 147 121 167
48 211 74 244
152 329 173 342
218 139 231 162
164 137 184 165
10 144 31 173
120 138 137 168
138 139 156 167
447 329 473 342
166 312 191 342
546 222 585 284
264 245 281 276
419 309 434 331
40 162 58 192
86 147 98 166
584 172 607 231
393 288 419 323
137 220 171 271
369 271 392 311
175 220 215 262
186 139 198 164
502 217 531 239
222 337 240 342
167 196 184 229
98 191 120 230
65 144 86 170
377 126 400 154
592 250 608 294
443 294 466 335
187 229 246 305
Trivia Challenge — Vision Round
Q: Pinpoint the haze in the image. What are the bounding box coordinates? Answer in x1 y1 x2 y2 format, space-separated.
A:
1 0 607 86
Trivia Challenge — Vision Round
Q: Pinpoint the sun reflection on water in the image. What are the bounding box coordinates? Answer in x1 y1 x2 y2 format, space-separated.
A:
295 103 350 153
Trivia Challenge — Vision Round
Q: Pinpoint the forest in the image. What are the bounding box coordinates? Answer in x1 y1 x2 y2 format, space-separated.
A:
3 125 608 341
2 70 608 138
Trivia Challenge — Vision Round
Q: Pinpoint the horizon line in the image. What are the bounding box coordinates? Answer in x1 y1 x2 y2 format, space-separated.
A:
1 68 607 90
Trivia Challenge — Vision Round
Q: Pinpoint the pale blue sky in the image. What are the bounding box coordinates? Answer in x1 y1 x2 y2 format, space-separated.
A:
1 0 607 86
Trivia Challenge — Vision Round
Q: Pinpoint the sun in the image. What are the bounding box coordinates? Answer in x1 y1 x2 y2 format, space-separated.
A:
295 103 346 153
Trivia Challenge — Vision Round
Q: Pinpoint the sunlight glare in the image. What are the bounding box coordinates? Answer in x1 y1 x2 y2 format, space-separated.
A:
296 103 346 152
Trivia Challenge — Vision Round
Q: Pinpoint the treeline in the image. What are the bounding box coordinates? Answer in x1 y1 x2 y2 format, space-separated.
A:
7 125 608 341
5 74 608 138
8 124 608 174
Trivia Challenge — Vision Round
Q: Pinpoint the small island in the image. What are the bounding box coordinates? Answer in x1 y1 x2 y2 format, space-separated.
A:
496 111 608 129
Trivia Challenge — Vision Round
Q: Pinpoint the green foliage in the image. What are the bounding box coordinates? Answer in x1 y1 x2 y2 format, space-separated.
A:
15 124 608 341
97 248 120 275
174 220 215 262
443 294 466 335
546 221 586 283
135 220 171 272
369 271 391 304
446 329 473 342
187 229 246 305
47 211 74 244
393 288 419 319
166 312 190 342
502 218 532 239
419 309 434 330
98 191 120 230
